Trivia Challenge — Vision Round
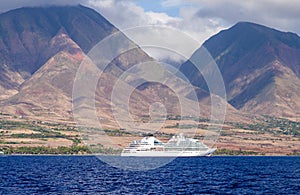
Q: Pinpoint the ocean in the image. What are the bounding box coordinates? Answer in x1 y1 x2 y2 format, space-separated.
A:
0 156 299 194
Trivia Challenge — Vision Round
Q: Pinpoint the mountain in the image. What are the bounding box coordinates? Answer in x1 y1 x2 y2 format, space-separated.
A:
0 5 159 121
0 5 118 100
181 22 300 117
0 5 237 126
0 6 132 117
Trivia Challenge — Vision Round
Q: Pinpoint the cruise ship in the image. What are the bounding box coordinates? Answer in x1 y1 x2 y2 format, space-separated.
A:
121 134 216 157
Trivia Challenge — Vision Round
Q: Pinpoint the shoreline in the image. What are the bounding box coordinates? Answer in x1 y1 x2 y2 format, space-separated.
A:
1 154 300 157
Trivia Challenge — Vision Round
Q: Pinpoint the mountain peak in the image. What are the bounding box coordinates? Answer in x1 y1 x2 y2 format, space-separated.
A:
234 21 271 28
224 21 299 37
43 27 83 62
6 4 91 13
231 21 300 47
50 27 80 50
234 21 265 27
233 21 286 33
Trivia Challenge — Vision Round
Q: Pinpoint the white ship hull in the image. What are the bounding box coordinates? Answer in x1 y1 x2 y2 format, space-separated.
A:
121 148 216 157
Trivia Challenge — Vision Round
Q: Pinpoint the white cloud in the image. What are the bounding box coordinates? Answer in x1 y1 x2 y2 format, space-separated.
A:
145 11 181 25
88 0 225 62
88 0 182 27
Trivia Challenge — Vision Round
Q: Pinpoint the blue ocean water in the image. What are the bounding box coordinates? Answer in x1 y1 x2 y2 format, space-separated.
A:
0 156 299 194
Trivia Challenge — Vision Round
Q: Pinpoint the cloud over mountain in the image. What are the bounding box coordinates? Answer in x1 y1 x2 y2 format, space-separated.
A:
2 0 300 63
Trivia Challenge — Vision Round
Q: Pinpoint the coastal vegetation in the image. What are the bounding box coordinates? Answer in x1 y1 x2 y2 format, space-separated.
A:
214 148 263 156
0 114 299 155
0 146 91 155
228 116 300 137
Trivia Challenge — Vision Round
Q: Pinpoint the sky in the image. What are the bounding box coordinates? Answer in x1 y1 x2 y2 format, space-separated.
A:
1 0 300 61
